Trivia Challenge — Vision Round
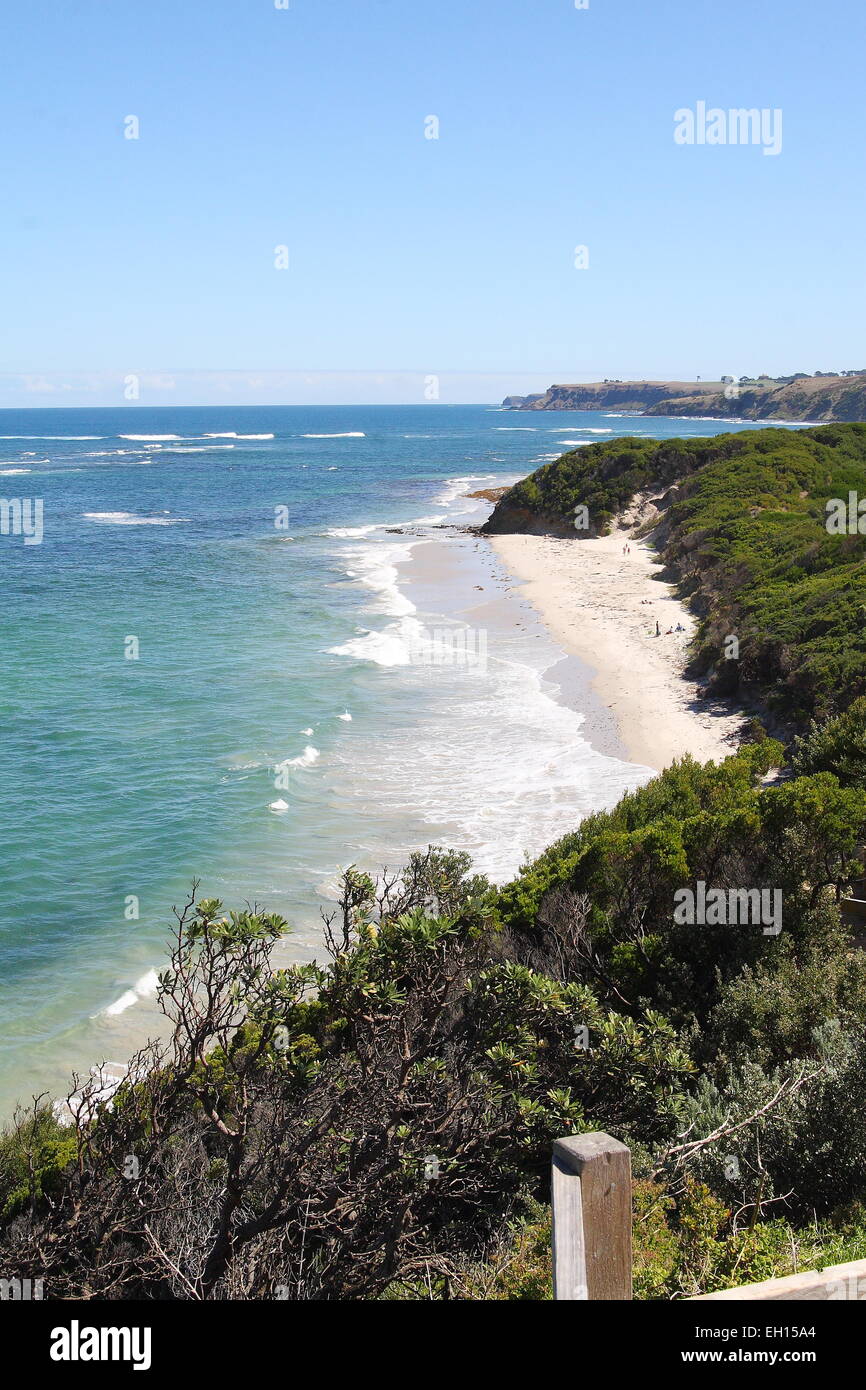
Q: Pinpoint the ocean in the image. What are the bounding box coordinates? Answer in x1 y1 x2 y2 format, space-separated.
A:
0 403 794 1116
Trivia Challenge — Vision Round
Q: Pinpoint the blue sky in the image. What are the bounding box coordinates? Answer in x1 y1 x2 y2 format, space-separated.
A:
1 0 863 405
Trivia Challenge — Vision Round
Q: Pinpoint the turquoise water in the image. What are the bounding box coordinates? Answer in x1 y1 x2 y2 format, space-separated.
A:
0 404 797 1115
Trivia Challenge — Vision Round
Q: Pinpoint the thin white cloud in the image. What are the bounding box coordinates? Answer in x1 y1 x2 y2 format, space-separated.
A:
0 369 567 408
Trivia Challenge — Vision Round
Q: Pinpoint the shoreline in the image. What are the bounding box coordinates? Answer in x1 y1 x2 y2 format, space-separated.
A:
487 527 744 773
49 511 745 1128
0 457 738 1122
401 531 633 771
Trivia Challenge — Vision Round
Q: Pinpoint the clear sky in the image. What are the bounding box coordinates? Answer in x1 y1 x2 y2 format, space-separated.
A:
1 0 863 405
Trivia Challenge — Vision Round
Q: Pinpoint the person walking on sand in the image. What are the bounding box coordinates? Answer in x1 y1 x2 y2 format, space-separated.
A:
655 620 660 637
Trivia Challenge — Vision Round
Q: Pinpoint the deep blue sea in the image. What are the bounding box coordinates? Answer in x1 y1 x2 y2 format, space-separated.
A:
0 403 797 1114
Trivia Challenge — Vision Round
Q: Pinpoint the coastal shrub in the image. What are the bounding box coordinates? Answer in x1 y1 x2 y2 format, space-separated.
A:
702 925 866 1070
790 698 866 787
0 1104 76 1220
630 1175 866 1300
426 1175 866 1300
0 852 692 1300
666 1023 866 1221
496 749 866 1042
413 1198 554 1301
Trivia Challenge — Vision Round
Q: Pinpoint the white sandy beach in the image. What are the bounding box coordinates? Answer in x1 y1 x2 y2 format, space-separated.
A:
490 527 744 772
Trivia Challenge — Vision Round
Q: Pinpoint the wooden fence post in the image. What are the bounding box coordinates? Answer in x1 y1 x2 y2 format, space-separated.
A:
552 1132 632 1300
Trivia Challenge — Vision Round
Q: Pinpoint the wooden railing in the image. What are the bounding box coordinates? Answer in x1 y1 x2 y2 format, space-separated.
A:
552 1131 866 1301
552 1133 632 1299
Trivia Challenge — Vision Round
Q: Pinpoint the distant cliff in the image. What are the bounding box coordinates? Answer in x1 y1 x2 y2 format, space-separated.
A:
504 375 866 422
645 375 866 422
503 381 722 412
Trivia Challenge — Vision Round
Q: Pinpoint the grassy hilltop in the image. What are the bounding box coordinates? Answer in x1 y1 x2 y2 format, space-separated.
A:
505 373 866 422
645 374 866 423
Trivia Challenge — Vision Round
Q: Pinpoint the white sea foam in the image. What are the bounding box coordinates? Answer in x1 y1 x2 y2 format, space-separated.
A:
0 467 31 474
269 799 290 813
319 461 657 885
328 615 424 667
302 432 365 439
435 474 497 506
301 727 314 736
328 523 382 538
119 434 183 441
288 745 320 767
337 540 418 618
325 616 651 881
83 512 188 525
99 969 160 1018
203 432 274 439
338 710 352 721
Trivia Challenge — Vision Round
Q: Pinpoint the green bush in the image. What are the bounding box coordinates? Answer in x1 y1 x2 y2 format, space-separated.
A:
0 1105 76 1220
791 697 866 786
